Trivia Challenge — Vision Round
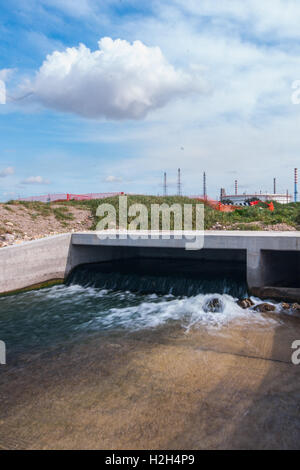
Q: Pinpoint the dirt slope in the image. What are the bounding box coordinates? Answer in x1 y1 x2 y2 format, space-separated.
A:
0 203 93 247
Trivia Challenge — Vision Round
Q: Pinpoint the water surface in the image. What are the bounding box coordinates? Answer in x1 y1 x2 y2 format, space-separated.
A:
0 263 299 450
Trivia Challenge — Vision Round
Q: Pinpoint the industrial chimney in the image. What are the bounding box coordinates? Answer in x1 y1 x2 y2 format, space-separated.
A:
203 172 207 200
235 180 238 196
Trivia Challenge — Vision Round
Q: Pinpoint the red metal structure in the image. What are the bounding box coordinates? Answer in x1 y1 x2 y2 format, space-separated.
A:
250 200 274 211
215 200 274 212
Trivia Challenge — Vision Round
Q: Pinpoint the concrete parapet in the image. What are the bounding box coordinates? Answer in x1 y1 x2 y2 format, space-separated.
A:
0 231 299 296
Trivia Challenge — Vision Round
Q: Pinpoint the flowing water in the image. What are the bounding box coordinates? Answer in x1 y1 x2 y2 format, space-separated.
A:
0 260 300 450
0 261 261 359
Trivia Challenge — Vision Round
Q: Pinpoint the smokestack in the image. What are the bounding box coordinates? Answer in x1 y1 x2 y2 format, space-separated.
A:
203 172 207 199
220 188 226 201
163 172 167 196
177 168 181 196
235 180 238 196
295 168 298 203
273 178 276 195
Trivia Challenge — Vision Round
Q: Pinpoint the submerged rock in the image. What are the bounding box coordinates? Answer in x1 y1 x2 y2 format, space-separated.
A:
281 302 290 311
237 298 254 309
254 303 276 313
291 303 300 314
203 297 223 313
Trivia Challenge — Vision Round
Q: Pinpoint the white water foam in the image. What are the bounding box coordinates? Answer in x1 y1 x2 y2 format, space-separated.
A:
4 284 278 334
75 290 278 332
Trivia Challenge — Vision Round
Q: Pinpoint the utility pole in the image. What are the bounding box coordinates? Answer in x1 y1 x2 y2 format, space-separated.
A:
163 172 167 196
177 168 182 196
203 172 207 200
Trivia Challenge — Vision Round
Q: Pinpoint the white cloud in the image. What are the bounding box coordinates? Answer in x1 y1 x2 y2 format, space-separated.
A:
105 175 123 182
4 2 300 197
0 81 6 105
0 69 11 105
0 167 15 177
42 0 94 17
172 0 300 40
0 69 14 81
21 176 50 185
28 37 206 119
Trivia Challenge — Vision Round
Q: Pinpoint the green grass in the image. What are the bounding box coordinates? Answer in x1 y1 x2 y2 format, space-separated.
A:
203 201 300 229
4 197 300 231
15 200 53 217
52 207 74 222
5 201 75 222
62 196 300 230
69 195 204 230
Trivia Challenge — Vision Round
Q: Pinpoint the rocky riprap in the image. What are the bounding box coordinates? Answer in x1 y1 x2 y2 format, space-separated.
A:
290 303 300 314
237 298 255 309
253 303 276 313
203 297 224 313
236 298 300 315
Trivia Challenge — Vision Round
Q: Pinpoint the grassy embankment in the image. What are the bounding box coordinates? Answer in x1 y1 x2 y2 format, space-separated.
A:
4 200 75 226
3 196 300 231
63 195 300 231
0 200 92 244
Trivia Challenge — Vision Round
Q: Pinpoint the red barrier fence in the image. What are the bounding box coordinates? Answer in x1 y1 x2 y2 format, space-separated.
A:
18 193 216 203
18 192 125 202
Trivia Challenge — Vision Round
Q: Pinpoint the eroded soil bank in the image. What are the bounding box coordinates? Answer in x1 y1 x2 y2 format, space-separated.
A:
0 202 92 247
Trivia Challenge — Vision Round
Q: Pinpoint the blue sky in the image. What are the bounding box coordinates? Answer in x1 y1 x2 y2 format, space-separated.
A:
1 0 300 200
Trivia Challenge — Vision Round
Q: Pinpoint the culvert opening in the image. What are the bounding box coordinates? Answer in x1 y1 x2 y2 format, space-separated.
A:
261 250 300 288
67 249 247 298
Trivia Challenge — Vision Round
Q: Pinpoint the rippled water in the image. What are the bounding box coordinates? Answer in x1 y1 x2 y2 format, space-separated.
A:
0 262 279 358
1 262 299 450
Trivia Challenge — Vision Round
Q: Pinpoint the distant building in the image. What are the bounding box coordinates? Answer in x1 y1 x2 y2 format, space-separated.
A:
220 192 291 205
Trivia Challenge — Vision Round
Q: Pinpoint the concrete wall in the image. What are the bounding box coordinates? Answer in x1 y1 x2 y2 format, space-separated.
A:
72 231 300 291
0 234 137 294
0 234 71 294
66 244 138 278
0 231 299 297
